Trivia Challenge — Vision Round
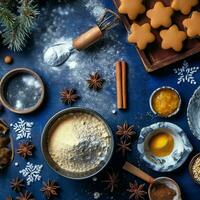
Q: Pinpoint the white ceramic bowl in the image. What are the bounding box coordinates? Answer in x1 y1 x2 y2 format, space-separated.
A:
137 122 193 172
187 86 200 140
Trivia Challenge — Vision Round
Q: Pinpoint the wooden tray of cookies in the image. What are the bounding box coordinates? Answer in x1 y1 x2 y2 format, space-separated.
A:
113 0 200 72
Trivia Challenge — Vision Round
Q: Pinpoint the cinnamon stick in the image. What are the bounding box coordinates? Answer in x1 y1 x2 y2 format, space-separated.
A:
116 61 123 109
123 162 155 184
116 60 127 110
121 61 127 109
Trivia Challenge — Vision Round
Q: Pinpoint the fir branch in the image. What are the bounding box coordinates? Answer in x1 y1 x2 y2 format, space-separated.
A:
0 6 15 28
0 0 39 51
2 17 28 51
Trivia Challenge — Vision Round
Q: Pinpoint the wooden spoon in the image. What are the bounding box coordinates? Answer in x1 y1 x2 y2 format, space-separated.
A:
123 161 182 200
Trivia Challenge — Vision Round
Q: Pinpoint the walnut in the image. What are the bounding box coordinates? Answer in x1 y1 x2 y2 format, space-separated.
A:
0 136 10 148
0 147 12 166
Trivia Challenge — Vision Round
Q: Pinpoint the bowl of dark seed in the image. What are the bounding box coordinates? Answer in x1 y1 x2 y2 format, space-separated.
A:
189 153 200 184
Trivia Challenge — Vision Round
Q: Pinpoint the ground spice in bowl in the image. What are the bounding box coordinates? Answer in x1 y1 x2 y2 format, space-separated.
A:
150 182 177 200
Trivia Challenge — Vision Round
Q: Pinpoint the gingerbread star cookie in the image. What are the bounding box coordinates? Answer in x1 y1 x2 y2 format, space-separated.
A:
183 11 200 37
160 25 187 52
118 0 146 20
171 0 199 15
146 2 174 28
128 23 155 50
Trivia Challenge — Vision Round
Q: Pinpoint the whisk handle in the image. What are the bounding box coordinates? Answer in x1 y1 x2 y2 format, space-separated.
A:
73 26 103 51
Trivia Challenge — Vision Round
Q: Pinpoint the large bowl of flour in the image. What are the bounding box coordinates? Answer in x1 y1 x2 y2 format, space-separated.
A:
41 107 114 179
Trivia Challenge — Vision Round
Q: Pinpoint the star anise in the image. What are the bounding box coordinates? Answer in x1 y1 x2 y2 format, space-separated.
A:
16 142 34 159
40 180 60 199
127 181 147 200
60 89 79 105
117 139 131 156
102 171 119 193
87 72 105 91
16 191 34 200
10 177 25 192
116 123 135 140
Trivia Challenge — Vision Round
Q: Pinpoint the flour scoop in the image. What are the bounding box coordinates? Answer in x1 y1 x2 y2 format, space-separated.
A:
43 9 120 66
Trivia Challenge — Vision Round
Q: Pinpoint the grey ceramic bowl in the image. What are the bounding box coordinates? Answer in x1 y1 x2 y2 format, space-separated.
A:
187 86 200 140
149 86 181 118
137 122 193 172
41 107 114 180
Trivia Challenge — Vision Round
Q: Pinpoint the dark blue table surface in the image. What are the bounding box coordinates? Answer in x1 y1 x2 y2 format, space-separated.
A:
0 0 200 199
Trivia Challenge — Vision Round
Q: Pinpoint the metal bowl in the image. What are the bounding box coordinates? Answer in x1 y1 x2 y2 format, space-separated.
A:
189 153 200 185
149 86 181 118
148 177 182 200
0 68 45 114
41 107 114 180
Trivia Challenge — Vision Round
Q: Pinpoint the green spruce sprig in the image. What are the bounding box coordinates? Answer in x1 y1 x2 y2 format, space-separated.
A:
0 0 39 51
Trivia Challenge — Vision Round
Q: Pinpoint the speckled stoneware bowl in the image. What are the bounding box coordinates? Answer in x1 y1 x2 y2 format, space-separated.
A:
137 122 193 172
187 86 200 140
149 86 181 118
41 107 114 180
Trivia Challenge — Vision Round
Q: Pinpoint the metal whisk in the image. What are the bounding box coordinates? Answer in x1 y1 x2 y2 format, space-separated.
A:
98 9 120 32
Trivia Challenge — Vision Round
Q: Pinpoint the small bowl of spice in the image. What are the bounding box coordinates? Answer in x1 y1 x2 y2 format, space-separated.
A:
149 177 181 200
150 86 181 118
189 153 200 184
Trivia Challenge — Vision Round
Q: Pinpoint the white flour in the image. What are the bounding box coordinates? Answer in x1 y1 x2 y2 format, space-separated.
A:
48 112 112 175
43 38 73 66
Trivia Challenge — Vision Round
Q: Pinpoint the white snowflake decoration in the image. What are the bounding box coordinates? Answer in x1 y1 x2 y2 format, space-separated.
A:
173 60 199 85
10 118 34 140
19 162 43 185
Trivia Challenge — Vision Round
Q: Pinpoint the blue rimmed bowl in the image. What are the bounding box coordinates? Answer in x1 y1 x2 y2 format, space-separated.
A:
137 122 193 172
187 86 200 140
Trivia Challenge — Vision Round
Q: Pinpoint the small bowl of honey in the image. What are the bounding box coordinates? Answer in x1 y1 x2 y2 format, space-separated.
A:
149 86 181 118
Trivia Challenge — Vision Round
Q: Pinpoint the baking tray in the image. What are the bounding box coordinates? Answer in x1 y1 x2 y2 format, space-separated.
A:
113 0 200 72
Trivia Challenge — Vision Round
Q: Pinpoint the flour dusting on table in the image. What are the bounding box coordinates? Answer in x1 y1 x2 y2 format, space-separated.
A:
34 1 127 115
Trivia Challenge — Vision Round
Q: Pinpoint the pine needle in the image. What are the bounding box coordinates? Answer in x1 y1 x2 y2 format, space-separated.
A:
0 7 15 28
0 0 39 51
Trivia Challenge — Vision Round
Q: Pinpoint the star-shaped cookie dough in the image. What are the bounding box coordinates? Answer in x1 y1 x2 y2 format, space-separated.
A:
160 25 187 52
128 23 155 50
171 0 199 15
183 11 200 37
146 2 174 28
118 0 146 20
